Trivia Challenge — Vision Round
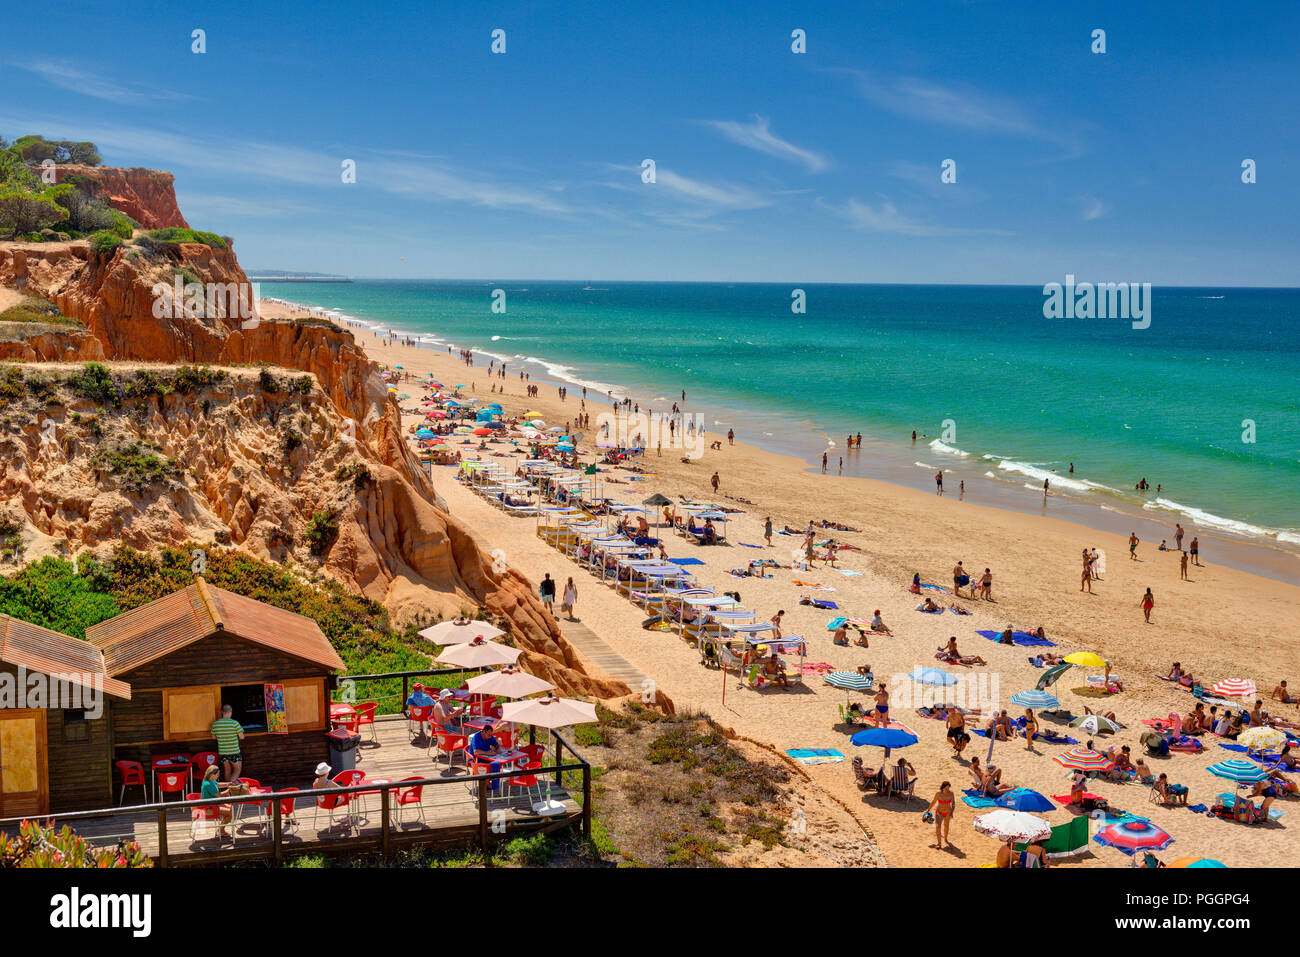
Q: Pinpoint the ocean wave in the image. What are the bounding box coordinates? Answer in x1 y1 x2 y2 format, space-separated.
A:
929 439 970 457
995 459 1095 493
1142 498 1273 539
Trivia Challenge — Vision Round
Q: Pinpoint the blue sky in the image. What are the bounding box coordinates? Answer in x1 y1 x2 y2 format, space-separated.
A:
3 0 1297 283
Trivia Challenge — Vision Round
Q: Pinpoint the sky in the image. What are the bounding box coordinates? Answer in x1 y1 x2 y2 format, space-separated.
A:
3 0 1298 284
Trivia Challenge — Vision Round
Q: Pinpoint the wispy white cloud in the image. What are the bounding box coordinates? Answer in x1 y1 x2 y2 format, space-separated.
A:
652 168 770 211
828 197 1013 237
9 62 189 105
1078 196 1110 221
702 115 829 172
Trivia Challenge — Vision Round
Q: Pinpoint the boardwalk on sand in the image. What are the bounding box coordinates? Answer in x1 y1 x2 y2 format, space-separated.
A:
18 718 583 866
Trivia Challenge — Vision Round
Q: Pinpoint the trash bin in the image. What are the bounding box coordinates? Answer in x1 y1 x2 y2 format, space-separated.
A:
326 726 361 776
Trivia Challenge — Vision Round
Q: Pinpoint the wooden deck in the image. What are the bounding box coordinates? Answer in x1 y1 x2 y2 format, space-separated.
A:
17 718 584 866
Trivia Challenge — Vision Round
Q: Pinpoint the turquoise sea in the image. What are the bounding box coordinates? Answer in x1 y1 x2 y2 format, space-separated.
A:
261 280 1300 562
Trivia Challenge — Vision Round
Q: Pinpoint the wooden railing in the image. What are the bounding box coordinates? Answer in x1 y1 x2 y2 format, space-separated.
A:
0 732 591 867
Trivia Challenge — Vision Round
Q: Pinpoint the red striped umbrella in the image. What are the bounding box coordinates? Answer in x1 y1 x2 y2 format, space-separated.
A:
1211 678 1256 699
1053 746 1115 772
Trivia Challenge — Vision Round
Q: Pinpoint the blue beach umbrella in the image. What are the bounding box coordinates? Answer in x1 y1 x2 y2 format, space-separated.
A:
850 726 918 758
995 788 1055 813
908 667 957 687
1010 690 1060 710
1207 759 1270 785
414 429 435 438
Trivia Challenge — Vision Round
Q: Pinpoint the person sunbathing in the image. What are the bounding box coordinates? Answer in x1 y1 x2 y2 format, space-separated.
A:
870 611 893 636
832 624 850 647
920 597 941 613
1133 757 1156 786
1272 681 1297 704
1082 705 1120 724
949 603 972 615
998 626 1016 645
819 520 860 531
1267 745 1300 772
981 765 1016 797
762 652 789 688
1034 652 1066 667
1154 773 1188 806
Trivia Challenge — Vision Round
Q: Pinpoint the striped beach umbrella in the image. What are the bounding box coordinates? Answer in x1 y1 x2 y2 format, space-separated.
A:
1206 759 1270 784
1053 746 1115 772
908 667 957 687
1010 690 1059 710
1236 726 1288 753
824 671 873 691
1211 678 1257 699
1036 662 1073 690
1169 857 1226 868
1094 820 1174 856
1069 715 1121 735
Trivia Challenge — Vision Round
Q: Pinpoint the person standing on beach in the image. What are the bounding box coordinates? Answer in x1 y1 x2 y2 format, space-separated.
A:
764 516 773 546
1174 523 1184 550
1128 532 1140 560
1190 536 1200 566
935 471 944 495
727 428 734 445
979 568 993 601
1091 547 1102 579
711 472 720 493
1180 551 1189 581
856 432 862 449
1140 587 1155 623
562 577 578 620
539 574 556 616
926 781 955 849
1080 563 1093 593
873 684 890 728
821 451 828 473
952 561 966 597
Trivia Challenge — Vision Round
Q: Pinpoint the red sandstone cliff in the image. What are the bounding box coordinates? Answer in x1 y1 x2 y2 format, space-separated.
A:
52 166 190 230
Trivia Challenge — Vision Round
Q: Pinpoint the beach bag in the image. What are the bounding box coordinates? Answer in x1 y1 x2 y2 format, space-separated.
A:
958 574 970 586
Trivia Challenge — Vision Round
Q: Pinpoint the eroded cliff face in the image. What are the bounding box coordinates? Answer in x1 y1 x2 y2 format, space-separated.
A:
0 172 641 701
53 166 190 230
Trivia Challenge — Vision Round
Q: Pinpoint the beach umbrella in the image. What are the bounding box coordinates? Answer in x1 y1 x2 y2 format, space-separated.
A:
1236 726 1288 752
643 493 673 507
1206 759 1269 785
418 620 505 645
1053 746 1115 772
524 410 544 417
436 638 522 669
849 726 918 758
1009 690 1059 710
995 789 1055 813
972 809 1052 843
908 667 957 687
1036 662 1073 690
528 419 548 429
1168 857 1226 868
1063 652 1107 668
556 443 576 452
824 670 873 691
1211 678 1257 699
1070 715 1121 735
414 429 435 438
472 427 493 436
1093 820 1174 856
500 693 598 729
465 667 555 699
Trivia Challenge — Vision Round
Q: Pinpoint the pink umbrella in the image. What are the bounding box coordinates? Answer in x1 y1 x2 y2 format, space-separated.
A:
1211 678 1257 699
436 638 521 668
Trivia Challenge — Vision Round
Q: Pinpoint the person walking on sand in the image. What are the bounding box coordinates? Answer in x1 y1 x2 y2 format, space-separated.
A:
822 451 828 473
1180 551 1189 581
935 471 944 495
1023 709 1039 750
1128 532 1139 561
539 573 556 616
979 568 994 601
927 781 955 849
763 516 773 546
1140 587 1155 623
1190 536 1200 566
562 577 578 620
873 684 890 727
727 428 734 445
711 472 720 493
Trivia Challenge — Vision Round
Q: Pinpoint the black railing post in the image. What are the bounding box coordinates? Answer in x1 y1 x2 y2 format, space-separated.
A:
381 787 392 861
272 797 283 866
478 774 489 852
582 763 592 838
156 807 169 867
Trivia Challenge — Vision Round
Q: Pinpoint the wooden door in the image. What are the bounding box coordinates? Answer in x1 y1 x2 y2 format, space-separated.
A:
0 709 48 817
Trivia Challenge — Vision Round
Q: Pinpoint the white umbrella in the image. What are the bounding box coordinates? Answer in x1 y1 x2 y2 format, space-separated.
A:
465 667 555 699
419 619 505 645
972 809 1052 843
436 638 521 668
500 693 597 728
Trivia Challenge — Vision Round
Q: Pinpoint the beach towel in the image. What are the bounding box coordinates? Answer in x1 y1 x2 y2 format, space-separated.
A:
836 569 863 577
914 603 945 614
738 542 765 549
668 557 705 566
962 795 1001 809
1037 733 1079 745
798 661 834 675
1052 792 1103 807
793 580 835 591
1187 803 1209 814
919 582 948 591
803 599 839 610
785 748 845 765
976 629 1057 647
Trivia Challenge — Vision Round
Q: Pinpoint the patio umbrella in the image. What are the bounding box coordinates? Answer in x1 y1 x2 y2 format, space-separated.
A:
1053 746 1115 772
524 410 544 417
1064 651 1107 668
1211 678 1257 699
555 443 576 452
1036 662 1073 690
436 638 522 668
1009 690 1059 710
466 667 555 699
500 693 598 728
414 429 435 438
1094 820 1173 856
995 788 1055 812
908 667 957 687
849 725 918 758
1069 714 1121 734
418 620 505 644
1206 759 1270 784
642 493 673 507
472 427 493 436
1236 726 1288 752
1168 856 1226 868
973 809 1051 842
824 670 874 691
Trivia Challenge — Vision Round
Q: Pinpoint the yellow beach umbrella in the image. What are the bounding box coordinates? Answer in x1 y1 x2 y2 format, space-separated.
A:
1237 726 1288 752
524 410 544 417
1064 652 1107 668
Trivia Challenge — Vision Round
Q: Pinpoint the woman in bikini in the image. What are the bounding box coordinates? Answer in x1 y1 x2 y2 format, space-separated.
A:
873 685 890 727
1023 709 1039 751
927 781 955 849
1140 587 1155 623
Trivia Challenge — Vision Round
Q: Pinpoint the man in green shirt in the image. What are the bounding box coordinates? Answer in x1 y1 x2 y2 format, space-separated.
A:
211 705 245 782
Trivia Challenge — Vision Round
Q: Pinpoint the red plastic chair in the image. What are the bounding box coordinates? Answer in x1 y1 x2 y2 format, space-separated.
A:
260 787 300 837
114 760 146 806
394 776 426 825
332 770 365 788
313 790 353 833
467 694 493 716
355 702 379 743
519 744 546 765
493 728 515 750
157 771 189 803
151 753 193 798
407 705 434 741
467 758 504 801
507 761 544 804
433 731 467 768
190 751 220 777
187 792 222 842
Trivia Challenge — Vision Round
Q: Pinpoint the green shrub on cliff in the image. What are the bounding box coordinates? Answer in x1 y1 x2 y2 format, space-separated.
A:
0 187 69 239
145 227 228 249
90 442 178 490
0 294 77 326
65 362 120 405
88 230 123 256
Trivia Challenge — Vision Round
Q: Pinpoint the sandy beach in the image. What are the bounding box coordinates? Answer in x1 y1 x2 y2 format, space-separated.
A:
265 300 1300 868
